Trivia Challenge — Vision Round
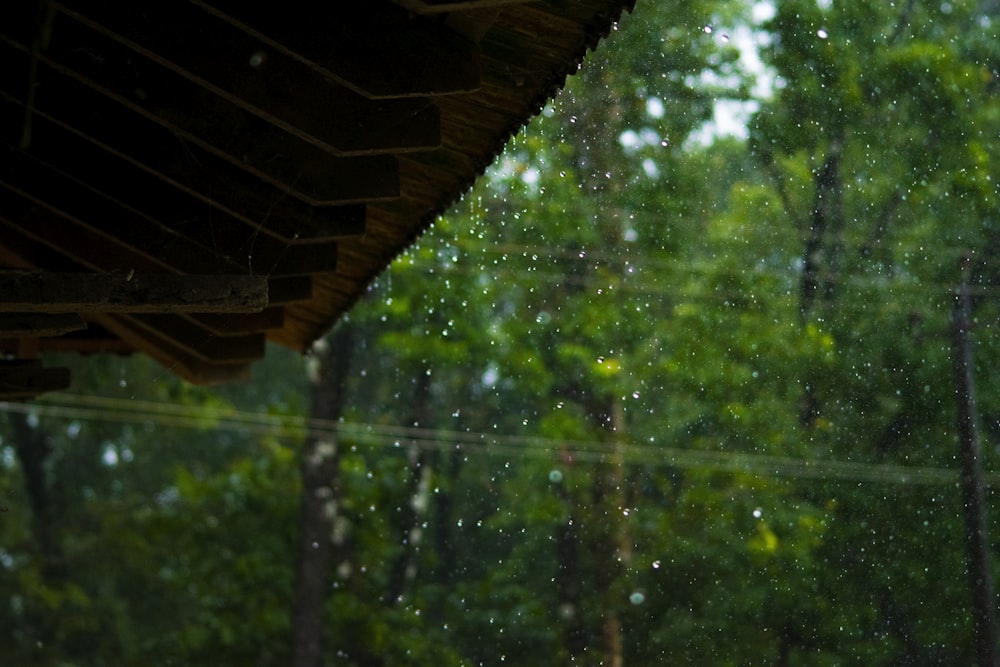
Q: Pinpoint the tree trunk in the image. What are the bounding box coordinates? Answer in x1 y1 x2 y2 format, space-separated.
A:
554 477 587 660
10 411 63 579
590 397 628 667
291 323 355 667
951 274 999 667
384 369 431 606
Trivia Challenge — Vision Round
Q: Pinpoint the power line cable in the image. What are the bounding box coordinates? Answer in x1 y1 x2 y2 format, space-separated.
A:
2 393 993 487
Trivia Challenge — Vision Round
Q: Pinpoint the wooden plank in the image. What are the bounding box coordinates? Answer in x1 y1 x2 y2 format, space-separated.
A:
126 314 266 364
0 152 246 276
268 277 314 305
393 0 537 15
0 313 87 337
92 313 251 385
0 100 326 266
0 142 339 277
0 330 132 355
0 271 269 314
0 361 72 399
192 308 285 336
0 34 398 212
197 1 480 98
49 0 442 154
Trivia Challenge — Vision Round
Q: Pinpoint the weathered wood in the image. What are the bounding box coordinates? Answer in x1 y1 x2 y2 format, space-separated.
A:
0 34 398 212
125 314 266 364
0 313 86 337
198 1 480 98
0 271 269 313
393 0 538 15
0 360 71 399
0 154 247 276
267 277 314 305
92 313 251 385
52 0 442 154
0 157 340 277
193 308 285 336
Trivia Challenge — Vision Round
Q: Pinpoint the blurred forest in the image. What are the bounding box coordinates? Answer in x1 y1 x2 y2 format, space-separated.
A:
4 0 1000 664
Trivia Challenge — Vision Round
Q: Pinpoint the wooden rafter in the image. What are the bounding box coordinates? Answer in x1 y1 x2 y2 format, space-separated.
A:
50 1 443 155
0 34 399 211
392 0 537 15
0 272 269 314
0 313 86 337
196 1 481 99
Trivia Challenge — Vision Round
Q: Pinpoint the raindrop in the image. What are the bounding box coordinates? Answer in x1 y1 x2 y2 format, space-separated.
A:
311 541 319 549
817 28 829 39
703 25 713 34
652 560 661 569
629 591 646 605
753 507 763 519
549 470 563 483
249 51 267 67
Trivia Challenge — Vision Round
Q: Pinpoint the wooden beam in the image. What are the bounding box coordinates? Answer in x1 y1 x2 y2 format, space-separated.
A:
92 313 251 385
197 1 481 98
125 314 266 364
268 276 314 305
0 35 398 212
0 360 72 399
0 155 246 276
193 308 285 336
393 0 537 15
0 313 87 337
48 0 442 154
0 148 339 277
0 102 331 265
0 271 269 314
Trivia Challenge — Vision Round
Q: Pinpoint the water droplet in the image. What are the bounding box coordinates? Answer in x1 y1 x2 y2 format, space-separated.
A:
549 470 563 483
817 28 829 39
629 591 645 605
703 25 713 34
753 507 763 519
652 560 661 569
249 51 267 67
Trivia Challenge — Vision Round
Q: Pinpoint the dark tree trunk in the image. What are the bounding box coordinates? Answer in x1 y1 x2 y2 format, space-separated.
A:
383 370 432 605
951 274 999 667
798 139 843 427
10 411 63 578
433 448 463 586
291 323 355 667
554 477 587 660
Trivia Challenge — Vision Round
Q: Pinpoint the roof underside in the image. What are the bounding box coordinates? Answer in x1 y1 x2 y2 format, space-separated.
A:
0 0 634 398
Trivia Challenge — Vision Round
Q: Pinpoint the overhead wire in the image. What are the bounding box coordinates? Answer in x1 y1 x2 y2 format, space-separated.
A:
2 393 995 488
